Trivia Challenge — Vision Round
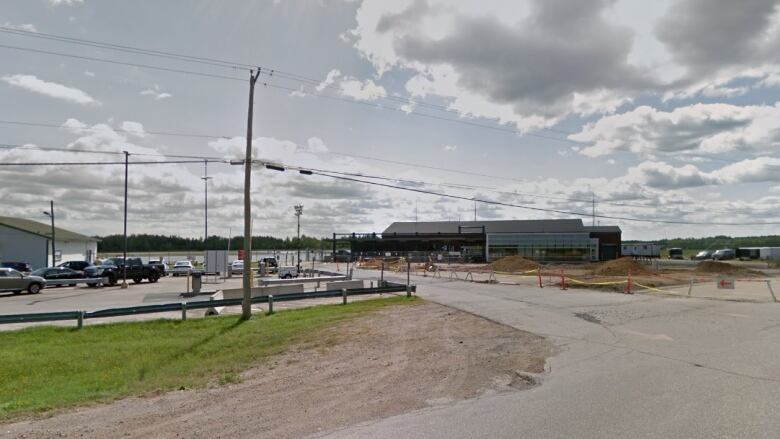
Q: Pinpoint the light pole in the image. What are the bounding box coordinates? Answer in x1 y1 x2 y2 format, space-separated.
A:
42 201 55 266
294 204 303 273
121 150 129 289
201 160 212 249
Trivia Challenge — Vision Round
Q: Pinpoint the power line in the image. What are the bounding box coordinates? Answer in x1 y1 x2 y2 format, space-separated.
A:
300 170 780 226
0 26 577 137
0 42 582 146
0 159 217 166
0 119 227 140
0 143 225 161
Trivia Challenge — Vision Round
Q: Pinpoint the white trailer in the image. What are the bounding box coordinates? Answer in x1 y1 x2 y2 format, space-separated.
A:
621 243 660 259
759 247 780 261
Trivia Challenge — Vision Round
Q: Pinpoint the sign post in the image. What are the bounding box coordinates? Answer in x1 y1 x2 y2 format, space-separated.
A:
717 278 735 290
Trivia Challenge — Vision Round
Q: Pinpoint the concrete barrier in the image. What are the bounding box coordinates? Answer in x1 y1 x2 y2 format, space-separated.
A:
205 290 224 316
257 275 347 287
221 284 304 300
325 280 364 290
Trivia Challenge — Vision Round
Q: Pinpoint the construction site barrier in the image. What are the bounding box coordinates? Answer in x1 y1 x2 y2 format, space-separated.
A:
0 282 416 328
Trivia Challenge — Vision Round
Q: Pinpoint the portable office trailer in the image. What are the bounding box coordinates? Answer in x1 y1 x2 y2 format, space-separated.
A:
759 247 780 261
621 243 660 259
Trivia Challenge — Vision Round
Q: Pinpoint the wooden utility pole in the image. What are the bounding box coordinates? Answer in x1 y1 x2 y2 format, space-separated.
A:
242 69 262 319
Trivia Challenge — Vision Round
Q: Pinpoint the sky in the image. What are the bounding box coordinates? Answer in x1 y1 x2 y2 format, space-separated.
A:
1 0 780 241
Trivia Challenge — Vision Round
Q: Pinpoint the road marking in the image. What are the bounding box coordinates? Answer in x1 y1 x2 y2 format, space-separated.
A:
617 328 674 341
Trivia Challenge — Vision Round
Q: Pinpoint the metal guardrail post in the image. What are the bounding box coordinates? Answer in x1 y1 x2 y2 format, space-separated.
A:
767 281 777 303
380 262 384 286
268 295 274 315
181 302 187 321
77 311 84 329
406 285 411 298
342 288 347 305
688 279 694 297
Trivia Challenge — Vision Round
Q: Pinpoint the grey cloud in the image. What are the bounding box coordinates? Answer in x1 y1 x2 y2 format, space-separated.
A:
656 0 780 77
392 0 657 118
376 0 431 33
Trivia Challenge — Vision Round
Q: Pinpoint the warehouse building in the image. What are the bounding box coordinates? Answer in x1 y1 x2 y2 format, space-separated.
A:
0 216 98 269
339 219 621 262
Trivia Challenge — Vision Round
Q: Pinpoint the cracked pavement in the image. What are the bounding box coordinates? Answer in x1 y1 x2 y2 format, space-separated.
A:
318 268 780 439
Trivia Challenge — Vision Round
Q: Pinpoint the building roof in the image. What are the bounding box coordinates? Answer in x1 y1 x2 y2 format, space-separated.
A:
0 216 98 242
382 219 620 235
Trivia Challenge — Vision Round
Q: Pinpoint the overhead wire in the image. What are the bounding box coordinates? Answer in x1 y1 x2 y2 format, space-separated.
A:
0 38 581 145
0 25 576 136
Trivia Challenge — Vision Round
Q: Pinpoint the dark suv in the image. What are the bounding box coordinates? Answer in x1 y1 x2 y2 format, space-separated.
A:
58 261 92 271
0 262 32 274
257 257 278 273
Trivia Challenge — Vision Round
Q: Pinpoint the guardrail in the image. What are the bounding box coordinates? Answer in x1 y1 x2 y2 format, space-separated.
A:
0 282 415 328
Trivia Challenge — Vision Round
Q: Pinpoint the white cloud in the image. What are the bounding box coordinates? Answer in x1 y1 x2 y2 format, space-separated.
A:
1 74 99 105
571 103 780 158
84 71 95 77
48 0 84 5
140 84 172 100
315 69 386 101
443 144 457 151
121 121 147 138
2 22 38 32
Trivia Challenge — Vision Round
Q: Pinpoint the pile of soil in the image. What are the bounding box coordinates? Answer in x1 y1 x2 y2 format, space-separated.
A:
489 256 540 272
695 261 763 276
593 257 651 276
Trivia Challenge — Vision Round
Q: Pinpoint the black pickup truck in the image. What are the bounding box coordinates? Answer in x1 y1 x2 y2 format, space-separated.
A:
84 257 161 286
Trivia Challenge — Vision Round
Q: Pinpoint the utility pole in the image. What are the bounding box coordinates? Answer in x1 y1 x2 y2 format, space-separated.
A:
242 69 262 320
43 201 55 266
474 199 477 222
592 193 595 227
294 204 303 273
202 160 212 248
121 150 129 289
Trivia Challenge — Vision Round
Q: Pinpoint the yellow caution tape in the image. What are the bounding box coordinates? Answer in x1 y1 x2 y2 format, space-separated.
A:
632 282 667 293
564 277 627 286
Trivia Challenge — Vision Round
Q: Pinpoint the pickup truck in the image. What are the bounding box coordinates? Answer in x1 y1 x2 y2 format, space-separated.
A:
84 257 161 286
278 266 299 279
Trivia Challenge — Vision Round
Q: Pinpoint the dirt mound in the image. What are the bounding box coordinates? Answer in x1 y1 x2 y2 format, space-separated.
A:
489 256 539 273
593 257 650 276
695 261 762 276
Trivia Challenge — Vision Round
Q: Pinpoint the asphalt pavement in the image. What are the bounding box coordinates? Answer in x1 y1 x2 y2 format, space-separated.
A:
317 267 780 439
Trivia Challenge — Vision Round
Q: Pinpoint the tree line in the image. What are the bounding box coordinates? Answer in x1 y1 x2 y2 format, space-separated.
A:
96 234 328 252
624 235 780 250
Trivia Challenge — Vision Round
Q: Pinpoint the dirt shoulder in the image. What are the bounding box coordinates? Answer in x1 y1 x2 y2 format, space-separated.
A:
2 301 554 439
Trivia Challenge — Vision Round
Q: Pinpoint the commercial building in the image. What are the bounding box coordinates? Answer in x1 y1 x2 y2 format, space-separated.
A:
0 216 98 269
339 219 621 262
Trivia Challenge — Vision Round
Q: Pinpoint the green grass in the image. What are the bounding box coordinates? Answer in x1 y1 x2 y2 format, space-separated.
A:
0 296 418 421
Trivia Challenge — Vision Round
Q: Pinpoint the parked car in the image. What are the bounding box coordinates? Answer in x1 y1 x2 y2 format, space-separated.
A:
693 250 714 260
0 267 45 294
667 248 684 260
31 267 85 286
257 257 278 274
0 262 32 274
278 266 299 279
333 249 353 262
172 260 194 276
147 259 168 276
230 260 244 274
84 257 161 286
58 261 92 271
712 249 735 261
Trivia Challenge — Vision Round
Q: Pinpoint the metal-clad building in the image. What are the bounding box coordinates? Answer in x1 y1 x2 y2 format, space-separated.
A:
343 219 621 262
0 216 98 269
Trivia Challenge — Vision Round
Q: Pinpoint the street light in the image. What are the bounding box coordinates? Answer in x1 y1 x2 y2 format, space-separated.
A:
42 200 55 266
201 160 213 248
294 204 303 273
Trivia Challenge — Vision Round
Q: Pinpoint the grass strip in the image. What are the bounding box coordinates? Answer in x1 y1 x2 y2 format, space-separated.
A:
0 296 418 421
